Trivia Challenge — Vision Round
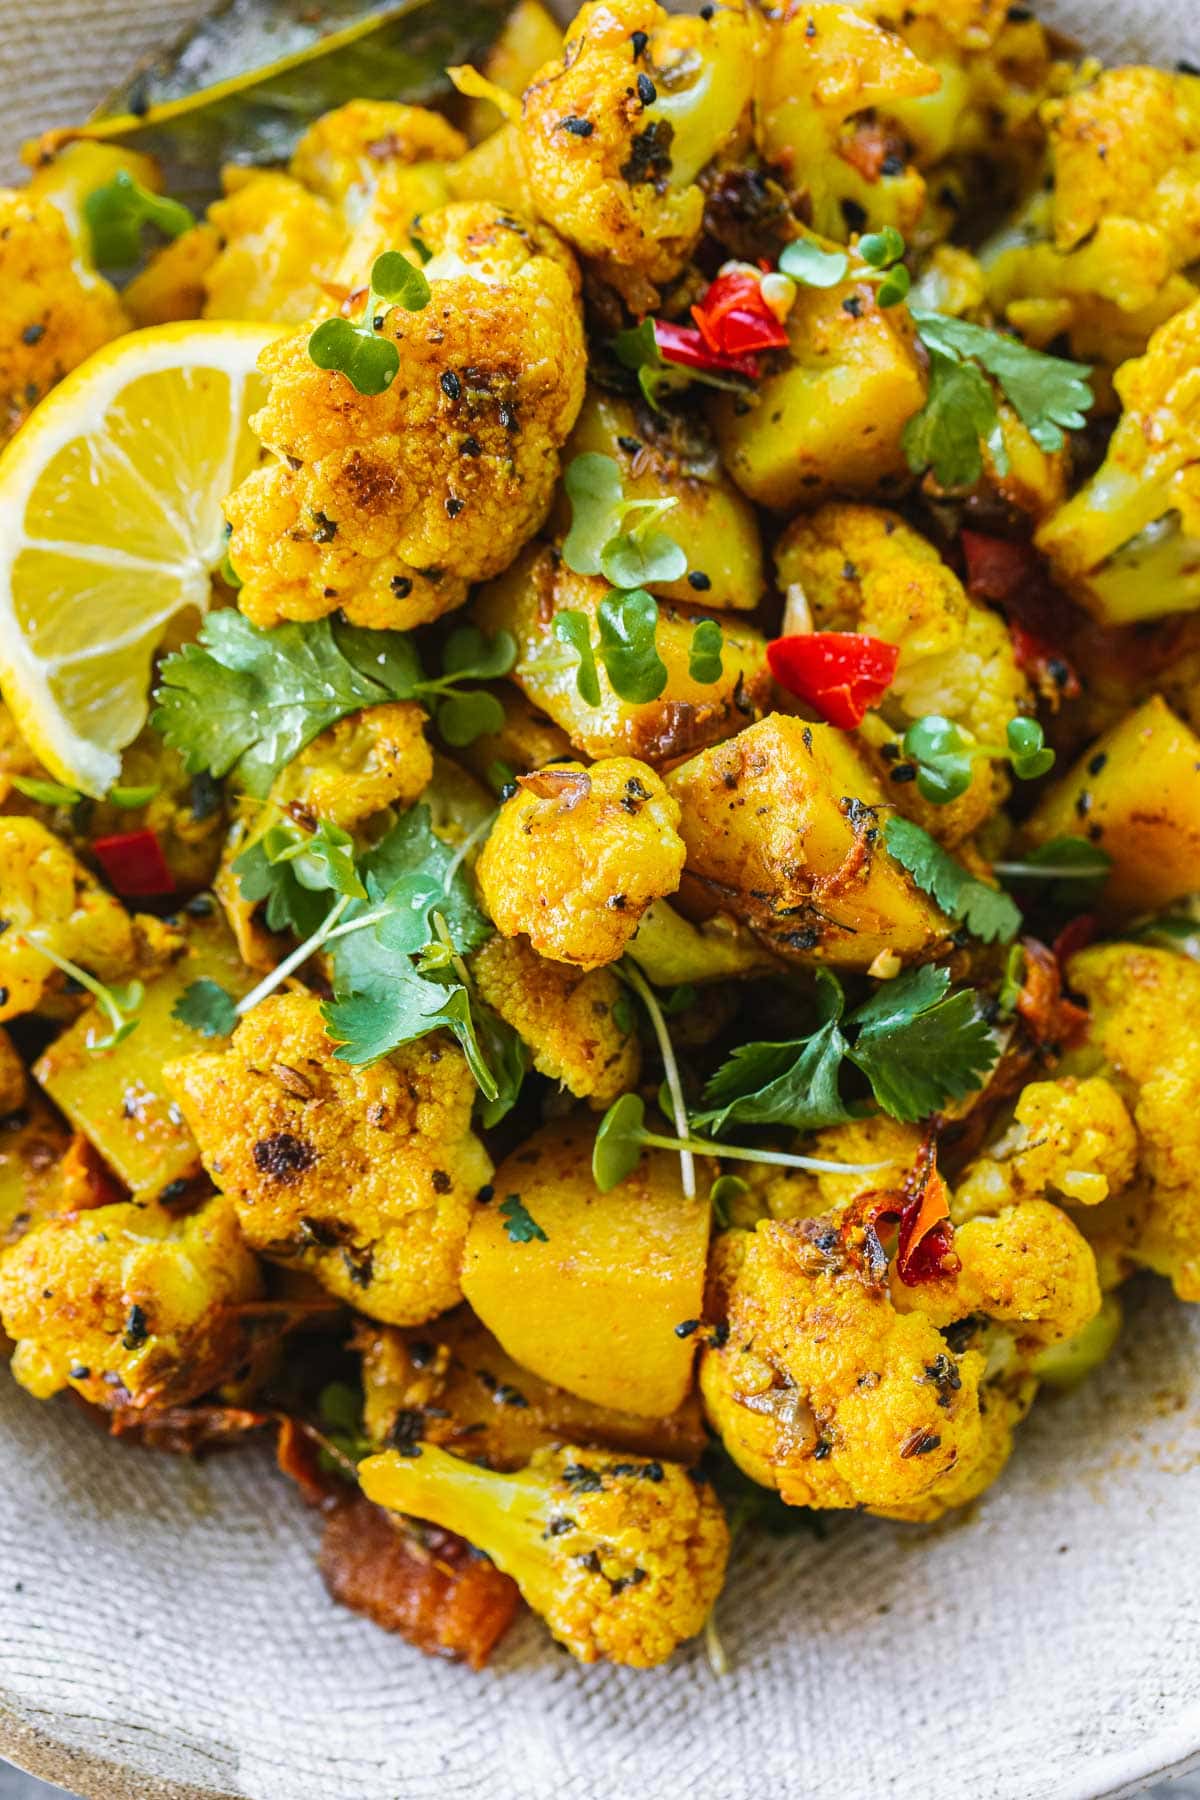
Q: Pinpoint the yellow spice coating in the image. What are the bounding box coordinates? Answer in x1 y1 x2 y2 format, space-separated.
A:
225 202 586 631
519 0 759 299
476 757 685 968
1066 943 1200 1301
203 171 349 325
269 701 433 831
700 1218 987 1515
0 1195 262 1409
776 503 1030 845
0 191 127 443
0 1029 26 1116
954 1076 1139 1216
289 100 467 217
0 817 136 1022
360 1441 730 1668
164 993 491 1325
471 933 640 1105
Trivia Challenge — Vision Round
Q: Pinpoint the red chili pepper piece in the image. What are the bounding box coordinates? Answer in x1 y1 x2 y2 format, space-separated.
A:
1017 936 1090 1050
691 269 790 360
766 631 899 729
91 828 175 897
1009 621 1081 703
652 318 760 379
959 529 1039 604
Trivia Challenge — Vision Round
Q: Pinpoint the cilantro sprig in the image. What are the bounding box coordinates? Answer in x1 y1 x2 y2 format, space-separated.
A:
901 712 1054 804
904 307 1092 488
883 817 1021 944
308 250 431 396
83 170 194 268
153 611 515 798
994 836 1112 910
690 963 997 1135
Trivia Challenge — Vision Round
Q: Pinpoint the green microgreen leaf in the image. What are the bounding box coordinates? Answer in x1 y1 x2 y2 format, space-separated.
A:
778 238 850 287
592 1092 649 1192
439 625 518 682
499 1193 548 1244
554 609 602 706
994 836 1112 909
308 317 400 396
172 977 239 1039
876 263 911 307
597 588 668 703
611 317 751 410
688 618 724 685
562 453 626 575
709 1174 749 1228
901 711 1055 804
859 227 906 268
109 784 159 809
20 937 143 1052
436 690 506 747
83 170 195 267
8 775 82 807
601 527 687 588
265 818 366 899
884 816 1021 944
369 249 431 311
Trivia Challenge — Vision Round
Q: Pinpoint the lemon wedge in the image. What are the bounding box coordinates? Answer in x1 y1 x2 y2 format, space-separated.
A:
0 321 276 795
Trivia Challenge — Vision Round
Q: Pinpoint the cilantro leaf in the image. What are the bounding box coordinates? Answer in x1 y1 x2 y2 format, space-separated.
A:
884 815 1021 944
172 978 239 1039
692 1018 854 1135
322 961 463 1066
902 348 998 488
153 612 416 798
846 967 997 1122
911 308 1092 454
499 1194 548 1244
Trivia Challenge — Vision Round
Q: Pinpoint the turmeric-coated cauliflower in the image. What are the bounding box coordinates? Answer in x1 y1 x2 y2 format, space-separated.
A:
471 932 640 1105
164 993 492 1325
225 202 586 631
0 1195 262 1409
518 0 759 301
1065 943 1200 1301
0 191 127 443
1035 299 1200 624
775 503 1031 844
0 817 136 1021
202 171 348 325
360 1440 729 1667
954 1076 1139 1217
269 701 432 832
475 758 685 968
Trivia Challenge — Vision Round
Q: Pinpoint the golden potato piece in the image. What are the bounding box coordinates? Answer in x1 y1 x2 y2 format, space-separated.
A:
461 1114 710 1417
0 817 136 1022
665 715 949 967
475 757 685 968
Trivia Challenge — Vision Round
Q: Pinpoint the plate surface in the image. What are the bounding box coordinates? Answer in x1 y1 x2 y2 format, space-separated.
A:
1 3 1197 1797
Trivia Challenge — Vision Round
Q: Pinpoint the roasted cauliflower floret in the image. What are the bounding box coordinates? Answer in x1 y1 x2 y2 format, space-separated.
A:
476 758 685 968
1035 299 1200 624
472 544 771 766
665 716 949 968
776 503 1031 844
756 3 938 242
0 190 127 442
203 171 349 325
954 1077 1139 1217
518 0 758 300
225 202 586 632
164 993 492 1325
269 701 432 831
0 817 136 1021
1065 943 1200 1301
471 933 640 1105
700 1218 987 1515
360 1441 729 1667
0 1195 262 1409
290 100 466 221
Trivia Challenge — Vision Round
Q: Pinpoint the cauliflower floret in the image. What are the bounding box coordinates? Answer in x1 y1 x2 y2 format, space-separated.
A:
0 817 136 1021
954 1077 1139 1216
164 993 491 1325
359 1441 729 1667
775 503 1031 844
700 1218 988 1515
0 1195 262 1408
290 101 466 221
0 191 127 442
1065 943 1200 1301
1035 297 1200 626
472 544 771 766
476 758 685 968
202 171 349 325
756 4 938 243
471 932 640 1105
269 701 432 832
518 0 759 302
225 202 586 632
0 1029 26 1116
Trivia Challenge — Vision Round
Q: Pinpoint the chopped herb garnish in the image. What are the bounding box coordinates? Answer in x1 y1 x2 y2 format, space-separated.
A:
883 817 1021 944
308 250 431 395
499 1194 548 1243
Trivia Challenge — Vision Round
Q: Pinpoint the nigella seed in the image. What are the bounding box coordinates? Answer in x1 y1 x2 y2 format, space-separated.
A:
630 28 649 57
21 322 45 346
440 370 461 400
446 497 465 518
390 575 413 597
559 115 594 136
636 72 657 105
686 570 711 591
460 435 481 457
122 1305 149 1351
674 1319 700 1338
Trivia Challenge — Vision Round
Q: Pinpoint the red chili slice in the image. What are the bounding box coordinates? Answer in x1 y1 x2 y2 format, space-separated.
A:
91 828 175 897
691 269 790 359
652 318 761 380
766 631 900 729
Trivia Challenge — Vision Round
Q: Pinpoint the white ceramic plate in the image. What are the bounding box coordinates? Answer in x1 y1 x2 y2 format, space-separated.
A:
0 4 1197 1797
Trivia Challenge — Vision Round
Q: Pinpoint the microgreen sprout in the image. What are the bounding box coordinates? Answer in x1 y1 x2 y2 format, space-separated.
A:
901 712 1055 805
620 962 695 1199
562 453 688 586
21 938 143 1052
308 250 431 396
778 226 909 307
83 170 194 268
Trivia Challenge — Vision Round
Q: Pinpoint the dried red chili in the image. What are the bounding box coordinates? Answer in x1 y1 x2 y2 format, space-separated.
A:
91 828 174 897
1016 936 1090 1050
767 631 899 729
849 1133 959 1287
